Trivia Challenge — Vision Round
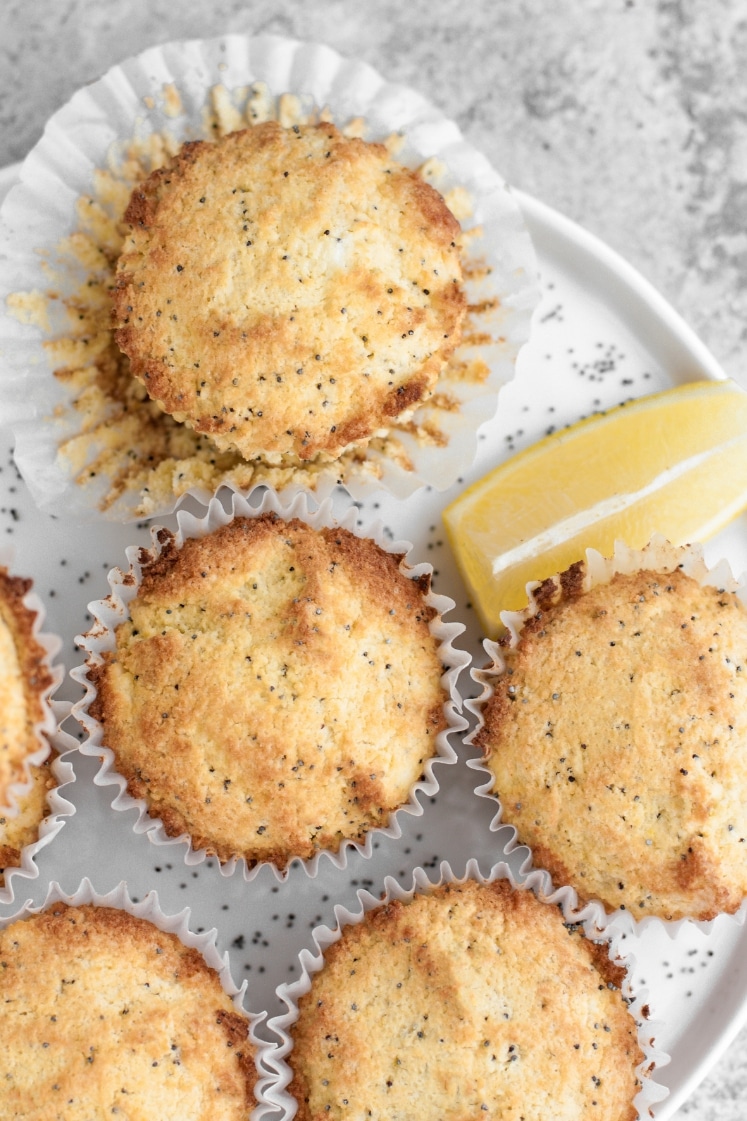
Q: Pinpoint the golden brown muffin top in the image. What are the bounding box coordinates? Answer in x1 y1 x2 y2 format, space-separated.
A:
113 121 466 464
474 564 747 921
88 514 448 866
0 903 254 1119
289 879 645 1121
0 567 54 810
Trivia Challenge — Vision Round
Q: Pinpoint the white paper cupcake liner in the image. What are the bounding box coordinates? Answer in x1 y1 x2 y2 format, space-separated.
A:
466 535 747 939
263 856 667 1120
0 546 66 816
0 548 75 903
70 487 470 882
0 32 539 522
0 876 275 1116
0 713 77 905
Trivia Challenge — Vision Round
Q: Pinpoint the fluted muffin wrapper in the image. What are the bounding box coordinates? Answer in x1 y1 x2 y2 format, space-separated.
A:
0 546 74 904
0 32 540 523
0 713 77 905
466 535 747 938
262 856 667 1119
70 486 470 882
0 876 275 1116
0 547 66 817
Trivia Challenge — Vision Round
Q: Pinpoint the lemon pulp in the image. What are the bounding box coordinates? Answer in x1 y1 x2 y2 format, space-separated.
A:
443 379 747 636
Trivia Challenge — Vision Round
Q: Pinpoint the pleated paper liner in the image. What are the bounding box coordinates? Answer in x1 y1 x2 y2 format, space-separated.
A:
467 536 747 941
0 716 76 905
71 486 470 883
0 32 540 522
0 550 63 812
0 876 275 1117
0 547 75 902
263 857 668 1120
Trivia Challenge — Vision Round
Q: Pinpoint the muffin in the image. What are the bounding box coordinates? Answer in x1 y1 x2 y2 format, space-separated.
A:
0 34 539 520
0 755 57 888
0 901 254 1117
113 121 466 465
82 509 454 868
472 543 747 922
0 566 56 811
284 878 646 1120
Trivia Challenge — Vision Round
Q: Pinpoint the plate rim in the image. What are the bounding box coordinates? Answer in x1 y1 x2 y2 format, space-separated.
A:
514 187 728 388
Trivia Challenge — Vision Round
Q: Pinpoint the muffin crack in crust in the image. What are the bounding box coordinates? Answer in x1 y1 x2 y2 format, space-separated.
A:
474 563 747 921
87 514 448 866
288 880 645 1121
113 121 466 464
0 903 254 1119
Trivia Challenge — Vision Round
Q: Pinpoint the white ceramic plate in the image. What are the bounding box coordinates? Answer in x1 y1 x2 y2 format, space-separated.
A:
0 159 745 1116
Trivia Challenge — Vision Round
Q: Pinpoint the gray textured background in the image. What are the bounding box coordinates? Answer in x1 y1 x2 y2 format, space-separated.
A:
2 1 746 1115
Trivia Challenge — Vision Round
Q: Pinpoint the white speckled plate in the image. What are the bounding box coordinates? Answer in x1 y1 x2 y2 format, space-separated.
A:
0 158 746 1117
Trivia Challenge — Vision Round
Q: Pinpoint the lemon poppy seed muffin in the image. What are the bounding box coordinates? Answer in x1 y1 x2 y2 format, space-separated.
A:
0 568 54 810
113 121 466 464
0 755 56 887
473 560 747 921
87 513 449 867
288 879 646 1121
0 903 254 1118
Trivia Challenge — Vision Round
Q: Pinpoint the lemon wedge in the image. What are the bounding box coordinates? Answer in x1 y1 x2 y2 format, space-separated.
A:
443 378 747 636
